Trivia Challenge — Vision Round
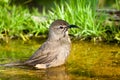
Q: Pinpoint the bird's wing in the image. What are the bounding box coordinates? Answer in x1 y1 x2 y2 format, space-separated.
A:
25 41 58 66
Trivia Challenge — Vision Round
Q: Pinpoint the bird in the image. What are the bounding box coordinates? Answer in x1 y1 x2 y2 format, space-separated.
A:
0 20 78 69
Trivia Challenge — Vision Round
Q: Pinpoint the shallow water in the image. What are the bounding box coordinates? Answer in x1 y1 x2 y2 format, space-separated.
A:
0 39 120 80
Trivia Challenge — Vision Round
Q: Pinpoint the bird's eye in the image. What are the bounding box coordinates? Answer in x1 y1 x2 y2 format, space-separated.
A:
59 26 64 29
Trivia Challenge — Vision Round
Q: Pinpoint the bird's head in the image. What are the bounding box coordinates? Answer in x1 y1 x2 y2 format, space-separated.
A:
48 20 78 41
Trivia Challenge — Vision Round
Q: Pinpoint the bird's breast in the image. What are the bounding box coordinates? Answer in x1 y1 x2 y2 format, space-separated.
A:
56 38 71 60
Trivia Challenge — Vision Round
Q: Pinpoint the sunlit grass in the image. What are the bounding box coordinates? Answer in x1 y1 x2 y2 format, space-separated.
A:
115 0 120 10
0 1 48 42
0 0 120 42
49 0 106 37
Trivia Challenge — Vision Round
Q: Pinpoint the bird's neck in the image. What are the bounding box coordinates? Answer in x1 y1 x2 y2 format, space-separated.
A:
47 31 70 43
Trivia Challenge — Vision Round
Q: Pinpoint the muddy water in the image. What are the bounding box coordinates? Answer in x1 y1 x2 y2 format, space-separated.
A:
0 40 120 80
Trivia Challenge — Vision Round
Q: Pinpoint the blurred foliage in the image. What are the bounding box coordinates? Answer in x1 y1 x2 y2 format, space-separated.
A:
98 0 120 10
0 0 49 42
0 0 120 43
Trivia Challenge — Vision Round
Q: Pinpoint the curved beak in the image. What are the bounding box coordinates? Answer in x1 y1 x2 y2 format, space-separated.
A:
68 25 79 28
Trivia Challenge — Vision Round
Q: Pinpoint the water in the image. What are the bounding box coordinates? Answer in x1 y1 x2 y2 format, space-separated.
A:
0 39 120 80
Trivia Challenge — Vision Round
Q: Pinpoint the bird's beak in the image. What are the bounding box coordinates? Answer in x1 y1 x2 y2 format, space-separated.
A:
68 25 79 28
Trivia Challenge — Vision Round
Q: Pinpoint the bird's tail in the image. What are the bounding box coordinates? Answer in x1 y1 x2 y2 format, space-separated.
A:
0 62 25 67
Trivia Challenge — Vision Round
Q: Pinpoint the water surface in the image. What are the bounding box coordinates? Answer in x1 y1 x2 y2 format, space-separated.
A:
0 39 120 80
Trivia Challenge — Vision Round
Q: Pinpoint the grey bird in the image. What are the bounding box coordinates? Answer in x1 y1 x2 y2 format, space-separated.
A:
0 20 78 69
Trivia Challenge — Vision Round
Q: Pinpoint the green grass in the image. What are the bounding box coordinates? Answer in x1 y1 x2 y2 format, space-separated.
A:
0 1 48 42
0 0 120 42
114 0 120 10
49 0 106 37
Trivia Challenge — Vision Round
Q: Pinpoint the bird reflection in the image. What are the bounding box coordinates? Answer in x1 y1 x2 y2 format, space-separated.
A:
41 65 70 80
